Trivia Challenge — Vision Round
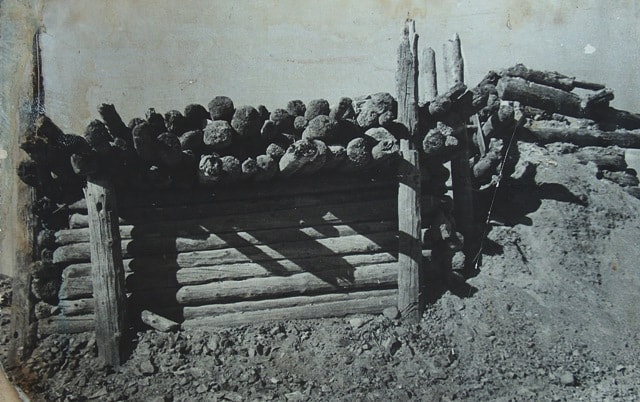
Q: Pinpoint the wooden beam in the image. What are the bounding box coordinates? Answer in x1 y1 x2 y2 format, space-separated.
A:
182 290 397 329
396 20 423 322
85 178 128 366
444 33 475 259
420 46 438 103
7 185 37 367
176 263 398 305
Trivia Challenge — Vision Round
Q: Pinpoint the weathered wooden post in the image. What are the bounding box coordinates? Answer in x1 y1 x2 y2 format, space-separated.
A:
85 176 128 366
420 46 438 103
444 34 474 256
396 20 423 321
7 175 37 367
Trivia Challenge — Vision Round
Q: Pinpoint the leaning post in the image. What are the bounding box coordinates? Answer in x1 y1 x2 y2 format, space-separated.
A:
396 19 424 322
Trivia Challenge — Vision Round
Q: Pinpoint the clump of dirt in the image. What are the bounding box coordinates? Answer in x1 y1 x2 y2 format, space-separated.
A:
3 142 640 401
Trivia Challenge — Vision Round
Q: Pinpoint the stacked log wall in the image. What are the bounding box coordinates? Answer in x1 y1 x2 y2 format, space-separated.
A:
41 173 444 333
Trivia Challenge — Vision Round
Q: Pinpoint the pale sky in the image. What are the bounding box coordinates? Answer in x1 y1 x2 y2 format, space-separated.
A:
40 0 640 133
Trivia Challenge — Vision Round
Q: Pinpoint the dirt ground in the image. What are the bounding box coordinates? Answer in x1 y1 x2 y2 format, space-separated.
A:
2 141 640 401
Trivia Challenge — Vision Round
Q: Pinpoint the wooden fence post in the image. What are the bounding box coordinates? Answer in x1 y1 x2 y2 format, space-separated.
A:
7 184 37 368
396 20 423 322
444 34 475 256
85 177 128 366
420 46 438 103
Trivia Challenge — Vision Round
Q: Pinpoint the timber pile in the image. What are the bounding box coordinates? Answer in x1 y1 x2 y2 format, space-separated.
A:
42 173 413 333
16 56 640 335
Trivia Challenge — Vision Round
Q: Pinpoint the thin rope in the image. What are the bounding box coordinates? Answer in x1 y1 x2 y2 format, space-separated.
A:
472 114 524 270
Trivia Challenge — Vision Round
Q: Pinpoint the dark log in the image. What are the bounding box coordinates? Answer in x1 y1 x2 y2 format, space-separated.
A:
344 137 371 169
132 122 160 163
420 46 438 103
302 115 337 142
497 77 584 118
422 121 460 159
98 104 132 145
164 110 189 137
85 177 128 366
365 128 399 161
522 122 640 148
146 108 167 136
279 139 326 177
445 34 475 254
501 64 605 92
286 100 307 117
38 315 94 335
240 157 258 179
396 20 423 322
601 170 639 187
329 97 356 121
582 88 615 113
203 120 235 151
231 105 262 140
141 310 179 332
596 107 640 130
304 99 330 121
252 154 277 181
176 262 397 305
427 82 466 116
208 96 235 122
574 146 627 171
156 132 183 167
184 104 209 131
625 186 640 200
84 120 113 155
183 289 396 322
198 153 224 185
325 145 348 170
473 138 504 184
64 181 398 231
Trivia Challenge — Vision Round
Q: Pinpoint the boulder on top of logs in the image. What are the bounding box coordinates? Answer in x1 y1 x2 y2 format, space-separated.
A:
302 115 337 142
164 110 189 137
203 120 235 151
329 97 356 121
231 106 262 141
184 104 210 131
422 121 460 160
304 99 330 121
208 96 235 122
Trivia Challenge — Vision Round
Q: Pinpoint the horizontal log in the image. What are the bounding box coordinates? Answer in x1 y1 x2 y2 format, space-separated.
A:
58 231 398 299
501 64 604 92
182 290 397 328
141 310 179 332
497 77 583 118
574 146 627 171
176 262 397 305
118 172 398 208
522 123 640 148
174 252 397 285
57 298 95 316
183 288 397 320
38 314 95 335
53 221 396 264
66 195 398 230
56 185 398 242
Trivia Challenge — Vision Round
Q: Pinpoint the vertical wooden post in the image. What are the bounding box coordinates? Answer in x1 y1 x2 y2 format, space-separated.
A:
7 184 37 367
85 177 128 366
444 34 474 254
420 47 438 103
396 20 423 322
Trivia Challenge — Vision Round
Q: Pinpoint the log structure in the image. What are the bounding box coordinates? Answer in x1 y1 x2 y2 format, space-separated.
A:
14 20 640 354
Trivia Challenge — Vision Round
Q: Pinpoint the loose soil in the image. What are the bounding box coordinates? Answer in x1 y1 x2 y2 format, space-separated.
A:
2 142 640 401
